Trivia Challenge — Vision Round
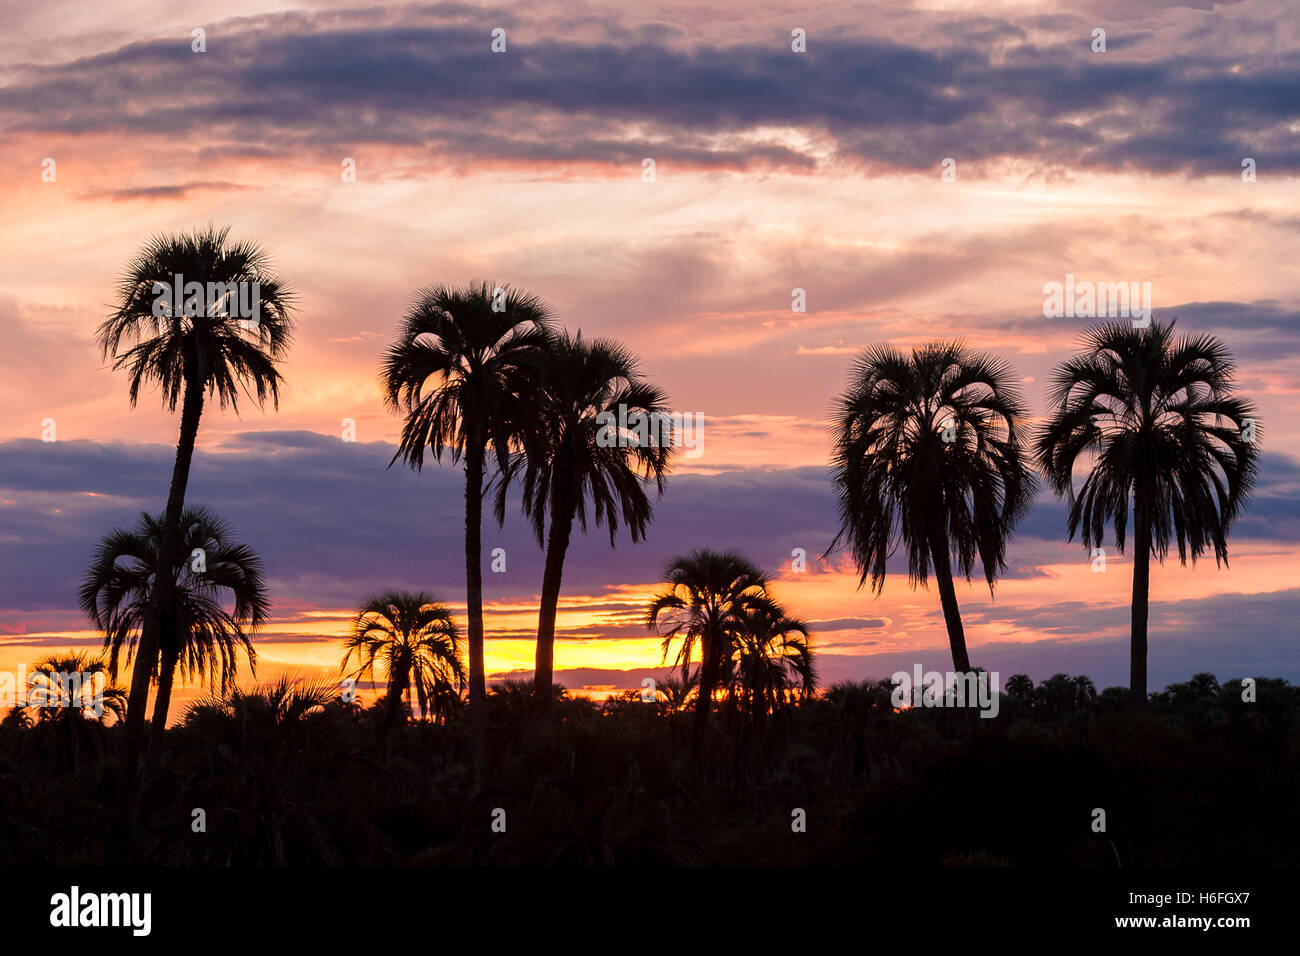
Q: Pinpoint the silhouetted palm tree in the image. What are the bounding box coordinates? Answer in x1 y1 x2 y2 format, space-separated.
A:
79 505 268 732
647 550 781 754
27 652 127 772
1072 675 1098 707
1006 674 1035 701
381 282 552 766
341 591 465 738
828 342 1036 672
1035 320 1259 699
97 225 294 786
496 332 673 707
184 675 337 733
724 602 816 721
28 653 126 725
655 672 698 713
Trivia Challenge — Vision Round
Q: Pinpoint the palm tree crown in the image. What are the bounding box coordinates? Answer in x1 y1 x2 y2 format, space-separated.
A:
381 282 553 473
1035 319 1258 567
97 224 295 413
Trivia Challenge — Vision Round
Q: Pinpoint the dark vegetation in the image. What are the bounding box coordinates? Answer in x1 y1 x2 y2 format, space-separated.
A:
1 672 1295 866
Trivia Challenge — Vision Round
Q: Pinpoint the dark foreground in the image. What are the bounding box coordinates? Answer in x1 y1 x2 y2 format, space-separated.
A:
1 674 1296 867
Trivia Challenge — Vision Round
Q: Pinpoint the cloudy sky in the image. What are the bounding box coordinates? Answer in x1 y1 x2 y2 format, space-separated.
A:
1 0 1297 713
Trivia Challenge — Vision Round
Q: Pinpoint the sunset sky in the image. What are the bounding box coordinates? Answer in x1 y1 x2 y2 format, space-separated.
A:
1 0 1297 717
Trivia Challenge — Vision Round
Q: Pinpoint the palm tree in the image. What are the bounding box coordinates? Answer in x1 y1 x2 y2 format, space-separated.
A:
723 602 816 723
27 652 127 772
341 590 465 738
1035 320 1259 699
97 225 294 786
79 506 268 732
381 282 552 766
655 672 698 713
183 675 338 736
827 342 1036 672
28 653 127 724
646 549 782 754
495 331 673 707
1006 674 1035 701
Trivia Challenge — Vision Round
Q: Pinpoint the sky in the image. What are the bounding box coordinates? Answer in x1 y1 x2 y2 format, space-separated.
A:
0 0 1297 718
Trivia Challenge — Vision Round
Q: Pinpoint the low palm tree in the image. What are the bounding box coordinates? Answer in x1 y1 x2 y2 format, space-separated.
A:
98 225 294 786
1035 320 1259 699
341 591 465 738
27 652 127 772
724 602 816 722
184 675 338 733
828 342 1036 672
646 550 781 754
381 282 552 766
79 506 268 731
1005 674 1035 701
495 331 673 707
655 672 698 713
28 653 126 724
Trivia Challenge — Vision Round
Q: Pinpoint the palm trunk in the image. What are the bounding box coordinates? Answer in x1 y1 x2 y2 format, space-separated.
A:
379 661 409 741
150 639 181 732
1130 500 1151 702
928 528 972 673
692 631 721 758
533 488 574 709
464 440 487 774
116 374 204 816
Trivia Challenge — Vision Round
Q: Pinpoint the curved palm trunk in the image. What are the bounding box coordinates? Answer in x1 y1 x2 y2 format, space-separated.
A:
116 375 205 815
1130 501 1151 702
533 488 575 710
928 528 972 673
150 639 181 732
464 440 487 774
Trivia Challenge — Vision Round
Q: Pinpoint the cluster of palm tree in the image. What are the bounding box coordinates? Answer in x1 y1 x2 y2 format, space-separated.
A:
828 327 1259 698
377 284 679 764
91 226 293 815
647 550 814 753
65 225 1260 831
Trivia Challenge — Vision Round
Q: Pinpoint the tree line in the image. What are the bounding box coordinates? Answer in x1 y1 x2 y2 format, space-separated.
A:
56 226 1259 836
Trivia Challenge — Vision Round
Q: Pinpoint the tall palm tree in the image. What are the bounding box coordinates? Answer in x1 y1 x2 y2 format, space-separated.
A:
646 549 781 754
1035 320 1258 699
79 505 268 732
495 332 673 707
97 225 294 787
827 342 1036 672
381 282 552 766
341 590 465 738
